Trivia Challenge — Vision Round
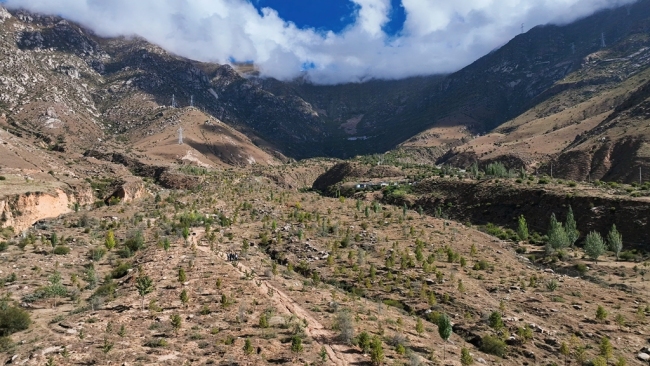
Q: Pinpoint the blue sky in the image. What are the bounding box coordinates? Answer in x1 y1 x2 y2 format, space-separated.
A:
2 0 639 84
251 0 405 36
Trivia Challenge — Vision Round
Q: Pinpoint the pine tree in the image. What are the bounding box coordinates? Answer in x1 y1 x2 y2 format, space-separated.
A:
460 347 474 366
135 275 154 311
370 336 384 365
243 338 254 355
178 268 187 282
416 318 424 335
599 336 613 363
517 215 529 241
547 213 569 254
290 335 303 353
559 341 570 366
180 289 189 307
584 231 606 262
607 224 623 261
259 314 269 328
596 305 608 322
565 206 579 247
105 230 115 251
437 313 452 359
170 314 182 334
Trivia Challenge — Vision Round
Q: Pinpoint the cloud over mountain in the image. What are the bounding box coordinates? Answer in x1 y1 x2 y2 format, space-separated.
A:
4 0 638 83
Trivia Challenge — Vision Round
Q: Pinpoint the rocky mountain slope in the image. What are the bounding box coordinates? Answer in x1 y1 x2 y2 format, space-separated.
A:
3 1 650 178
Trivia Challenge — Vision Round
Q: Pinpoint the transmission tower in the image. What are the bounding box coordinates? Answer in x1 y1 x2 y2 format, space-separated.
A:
601 33 606 48
571 43 575 55
190 95 194 107
178 126 183 145
521 23 524 34
171 94 177 108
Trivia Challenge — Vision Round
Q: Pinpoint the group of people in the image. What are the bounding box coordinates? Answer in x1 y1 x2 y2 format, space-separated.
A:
226 253 239 261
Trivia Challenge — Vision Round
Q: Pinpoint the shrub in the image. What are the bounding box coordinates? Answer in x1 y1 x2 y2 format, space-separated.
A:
89 247 107 261
0 242 7 252
124 231 144 252
111 262 131 279
488 311 503 330
52 246 70 255
480 335 507 357
144 338 168 348
334 311 355 344
473 260 490 271
0 305 31 336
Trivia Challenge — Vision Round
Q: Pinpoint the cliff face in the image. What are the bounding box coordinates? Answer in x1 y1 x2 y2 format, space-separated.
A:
0 186 94 233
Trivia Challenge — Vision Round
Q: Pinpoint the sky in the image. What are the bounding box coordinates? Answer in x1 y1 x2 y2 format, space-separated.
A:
2 0 639 84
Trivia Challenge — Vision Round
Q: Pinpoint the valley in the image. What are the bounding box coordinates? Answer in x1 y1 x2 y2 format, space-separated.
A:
1 2 650 366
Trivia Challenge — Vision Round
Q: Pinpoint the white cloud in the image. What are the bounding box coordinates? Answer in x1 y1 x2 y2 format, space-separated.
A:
3 0 638 84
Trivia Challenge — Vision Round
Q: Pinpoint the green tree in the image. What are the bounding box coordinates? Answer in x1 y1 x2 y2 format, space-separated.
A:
599 336 612 362
135 275 154 311
178 268 187 282
45 271 67 307
517 215 529 241
180 289 189 307
460 347 474 366
607 224 623 261
290 335 303 353
170 314 182 334
370 336 384 365
584 231 606 262
182 227 190 242
357 331 371 353
559 341 569 366
416 318 424 335
547 213 569 254
259 314 269 328
488 311 503 330
596 305 608 322
437 313 452 360
243 338 254 355
162 238 170 251
104 230 115 251
565 206 579 247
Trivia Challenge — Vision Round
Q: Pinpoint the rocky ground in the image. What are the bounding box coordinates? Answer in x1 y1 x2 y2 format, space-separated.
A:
1 165 649 365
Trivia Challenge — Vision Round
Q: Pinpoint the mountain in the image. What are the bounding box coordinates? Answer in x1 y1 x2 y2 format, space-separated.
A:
3 2 650 182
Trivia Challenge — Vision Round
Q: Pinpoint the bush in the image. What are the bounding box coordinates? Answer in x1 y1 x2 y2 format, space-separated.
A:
144 338 168 348
480 335 507 357
334 311 355 344
52 246 70 255
575 263 588 275
124 231 144 252
0 176 5 181
473 260 491 271
0 242 7 252
0 305 31 336
111 262 131 279
89 247 107 261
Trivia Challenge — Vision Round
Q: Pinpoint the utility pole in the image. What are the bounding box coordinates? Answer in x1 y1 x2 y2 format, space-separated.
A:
550 162 553 179
640 166 643 185
601 32 606 48
571 43 575 55
178 126 183 145
521 23 524 34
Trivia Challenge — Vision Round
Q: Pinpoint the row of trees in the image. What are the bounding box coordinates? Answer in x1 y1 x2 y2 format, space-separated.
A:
517 206 623 261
